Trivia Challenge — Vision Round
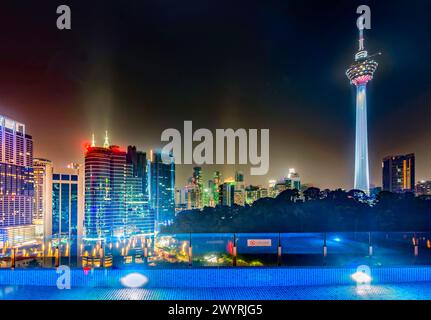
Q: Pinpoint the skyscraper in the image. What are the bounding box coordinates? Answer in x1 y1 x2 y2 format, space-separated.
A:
346 22 379 194
234 171 245 206
190 166 203 208
219 182 235 207
0 115 35 246
51 164 84 241
211 171 222 205
126 147 154 236
150 150 175 230
382 154 415 193
84 140 128 239
33 158 53 238
126 146 149 201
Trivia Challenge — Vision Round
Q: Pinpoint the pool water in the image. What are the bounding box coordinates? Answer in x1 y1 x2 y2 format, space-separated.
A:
1 283 431 300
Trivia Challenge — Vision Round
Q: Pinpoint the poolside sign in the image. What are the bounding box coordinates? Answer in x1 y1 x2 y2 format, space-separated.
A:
247 239 272 247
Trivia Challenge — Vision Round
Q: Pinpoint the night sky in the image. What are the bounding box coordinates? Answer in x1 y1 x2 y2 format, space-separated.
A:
0 0 430 189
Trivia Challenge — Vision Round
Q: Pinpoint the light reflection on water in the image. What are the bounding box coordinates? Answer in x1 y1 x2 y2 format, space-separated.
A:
2 232 431 269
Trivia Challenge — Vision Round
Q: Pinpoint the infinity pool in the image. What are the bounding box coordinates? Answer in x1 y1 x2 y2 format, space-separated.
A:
1 266 431 300
2 283 431 300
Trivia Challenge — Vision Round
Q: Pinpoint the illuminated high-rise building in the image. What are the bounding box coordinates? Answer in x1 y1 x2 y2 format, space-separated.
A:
234 171 245 206
191 166 203 208
51 164 84 241
33 158 53 237
416 180 431 196
382 154 415 193
150 150 175 230
186 178 200 210
126 147 154 236
175 187 188 211
346 22 379 194
245 185 260 205
245 185 269 205
34 160 84 243
126 146 149 201
286 168 301 190
219 182 235 207
0 115 35 246
84 136 128 239
207 179 216 207
268 179 277 198
211 171 222 205
85 137 153 240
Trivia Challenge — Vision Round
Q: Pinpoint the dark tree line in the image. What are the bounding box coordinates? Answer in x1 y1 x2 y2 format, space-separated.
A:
162 188 431 233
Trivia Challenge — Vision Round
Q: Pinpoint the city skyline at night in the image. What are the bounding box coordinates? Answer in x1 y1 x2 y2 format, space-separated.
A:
1 0 431 190
2 1 431 305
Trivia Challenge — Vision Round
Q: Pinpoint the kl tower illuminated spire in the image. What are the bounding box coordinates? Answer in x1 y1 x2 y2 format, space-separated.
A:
346 20 380 194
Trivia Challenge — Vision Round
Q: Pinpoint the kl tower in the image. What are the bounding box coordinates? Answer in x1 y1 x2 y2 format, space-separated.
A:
346 18 380 194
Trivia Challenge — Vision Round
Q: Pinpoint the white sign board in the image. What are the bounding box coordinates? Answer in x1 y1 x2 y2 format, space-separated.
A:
247 239 272 247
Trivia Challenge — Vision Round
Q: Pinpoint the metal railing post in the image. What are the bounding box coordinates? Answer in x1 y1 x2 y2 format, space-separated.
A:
188 233 193 267
323 232 327 258
233 233 237 267
55 247 60 268
414 233 419 257
277 233 282 266
11 247 16 269
144 237 148 265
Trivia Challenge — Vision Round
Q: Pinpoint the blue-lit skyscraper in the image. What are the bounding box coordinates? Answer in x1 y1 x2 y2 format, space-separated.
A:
150 150 175 231
84 139 127 239
85 135 155 239
126 146 154 236
346 25 379 194
52 165 84 241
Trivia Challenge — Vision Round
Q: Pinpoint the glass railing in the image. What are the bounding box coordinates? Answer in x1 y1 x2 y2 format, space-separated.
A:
1 232 431 269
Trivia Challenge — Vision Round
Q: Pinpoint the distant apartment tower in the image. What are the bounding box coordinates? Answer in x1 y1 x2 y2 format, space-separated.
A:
186 179 201 210
234 171 245 206
219 182 235 207
245 185 268 205
150 151 175 230
273 169 301 197
286 168 301 190
33 160 84 241
175 187 188 211
192 167 203 208
209 171 222 206
0 116 35 247
416 180 431 196
382 154 415 193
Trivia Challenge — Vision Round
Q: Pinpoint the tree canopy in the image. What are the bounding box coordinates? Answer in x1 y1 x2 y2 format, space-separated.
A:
162 188 431 233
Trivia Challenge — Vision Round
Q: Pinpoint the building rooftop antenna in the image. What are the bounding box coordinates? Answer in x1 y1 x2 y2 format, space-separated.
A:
103 130 110 148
